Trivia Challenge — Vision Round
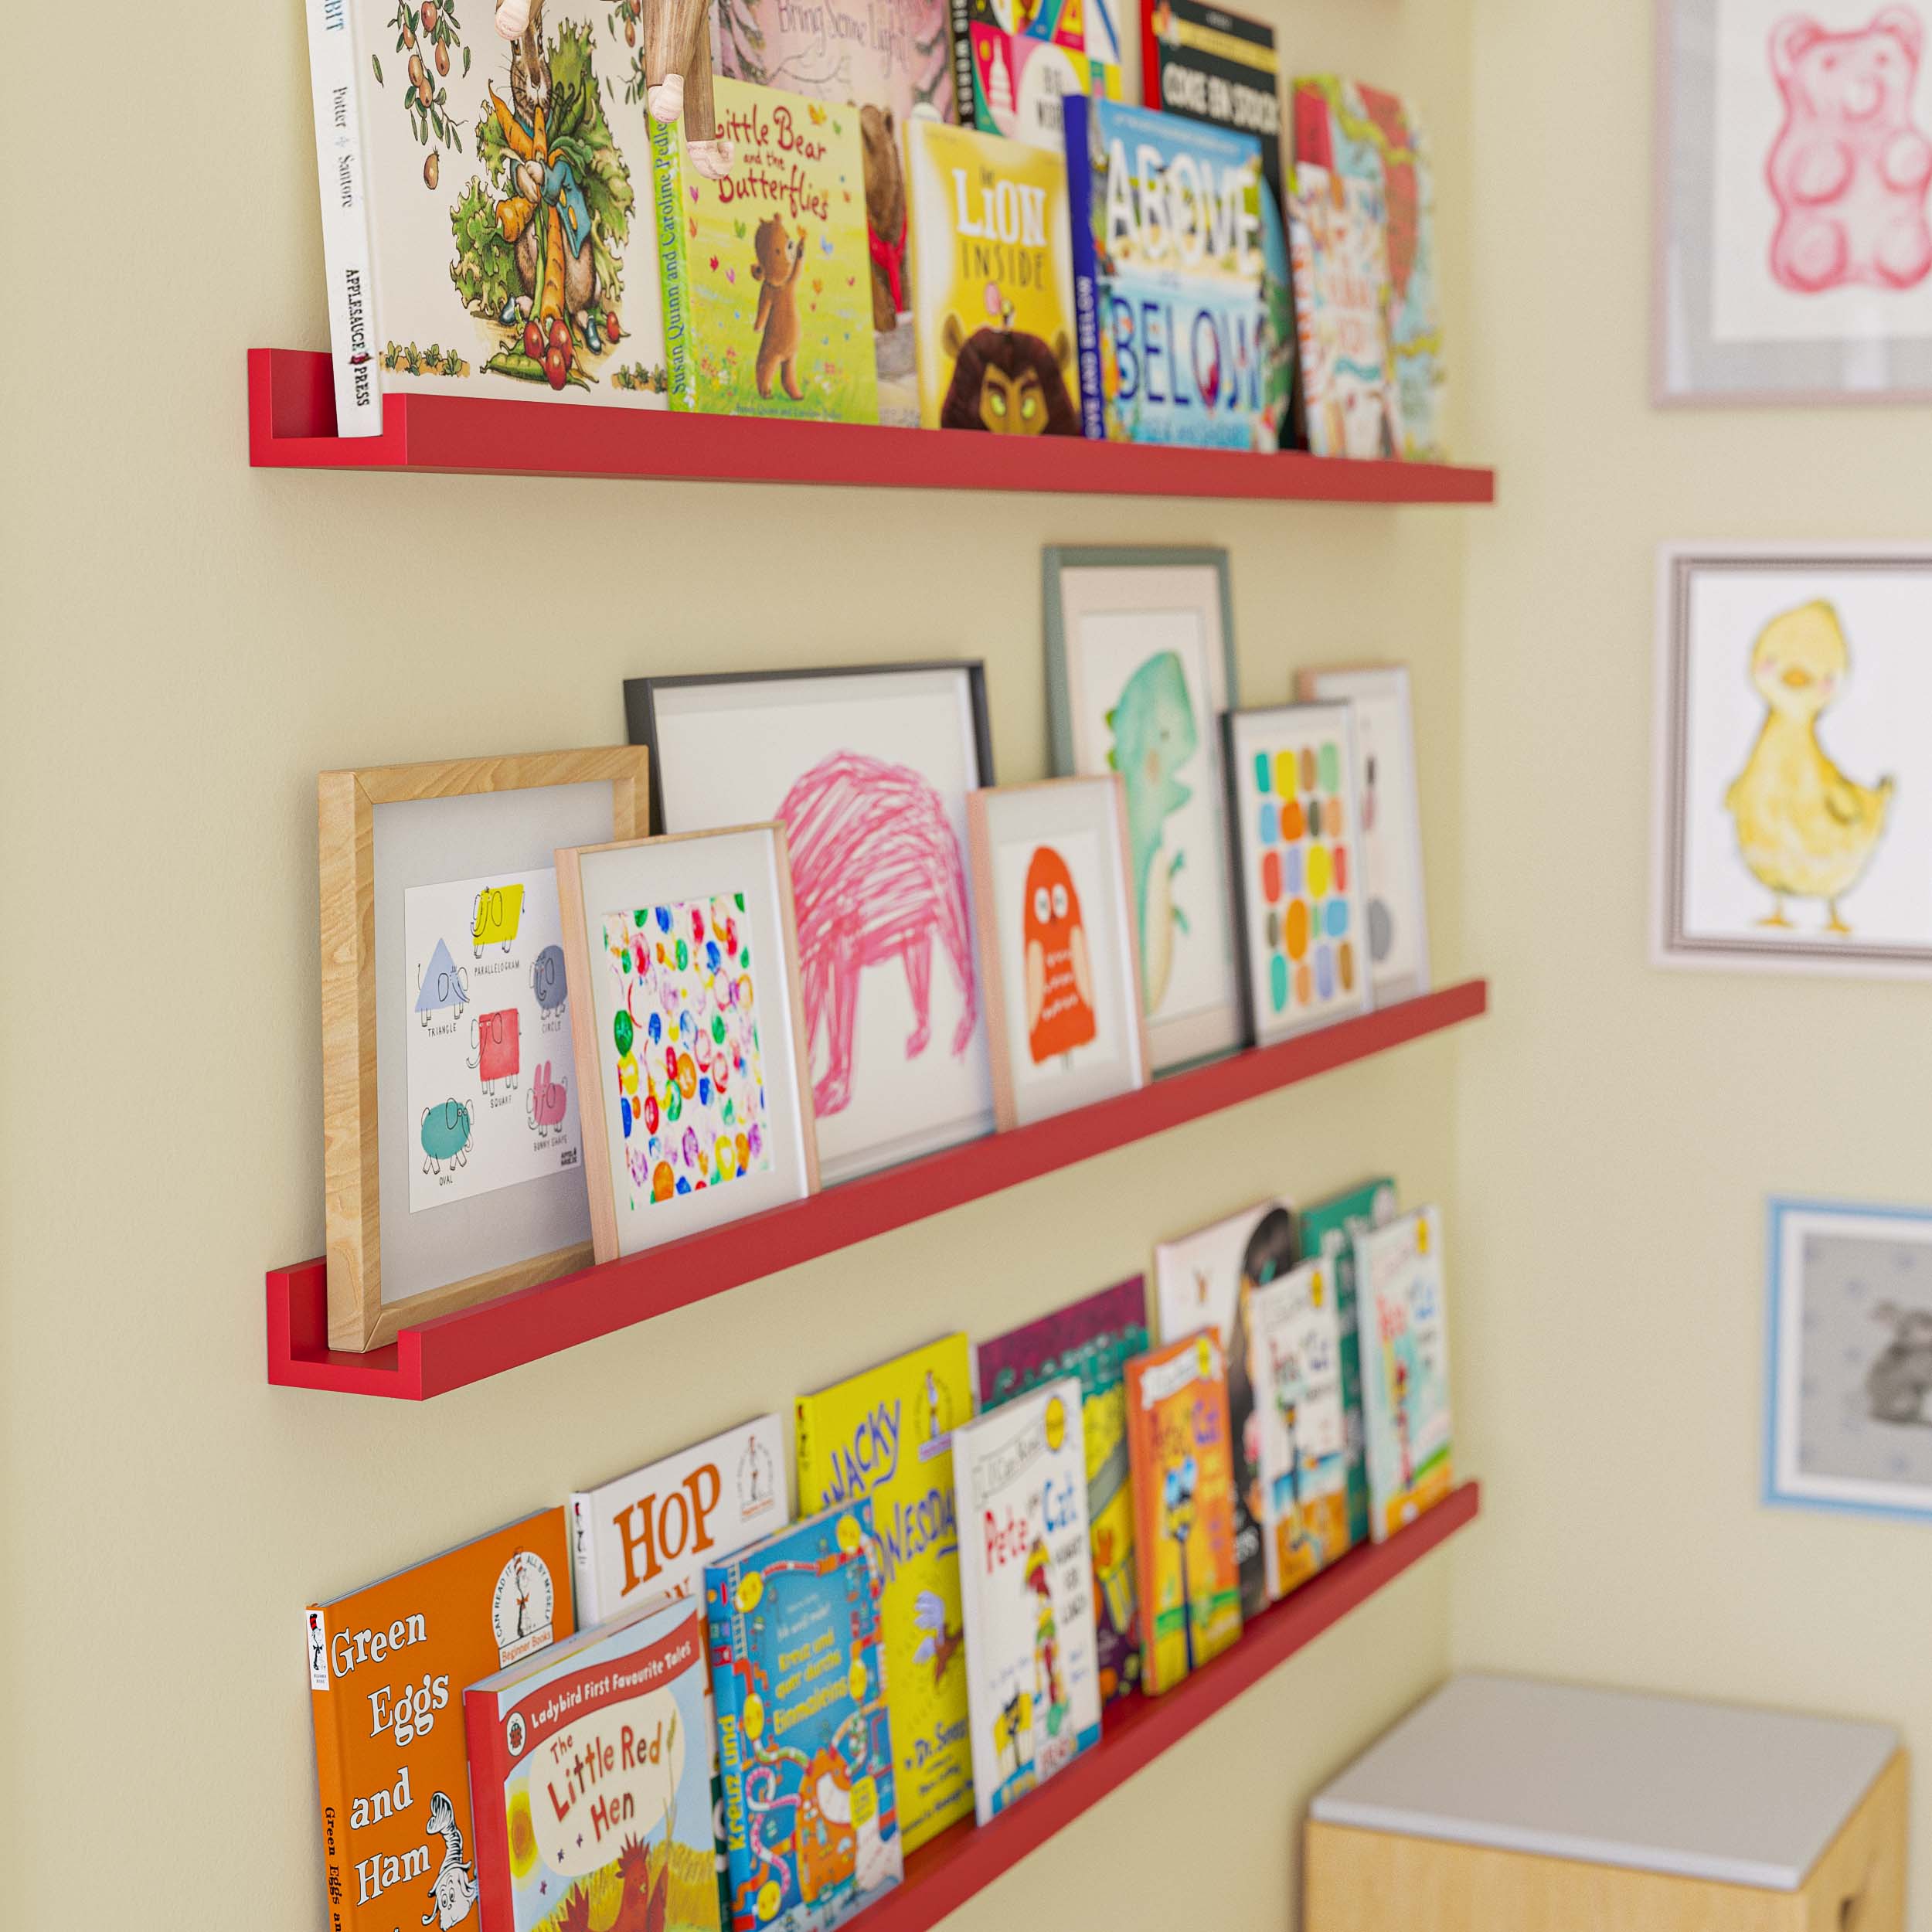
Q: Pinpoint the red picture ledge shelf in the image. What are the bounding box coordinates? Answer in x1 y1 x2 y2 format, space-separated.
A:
248 349 1496 504
875 1483 1479 1932
268 980 1486 1400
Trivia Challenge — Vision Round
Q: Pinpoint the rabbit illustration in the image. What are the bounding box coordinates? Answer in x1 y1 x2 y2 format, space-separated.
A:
1866 1302 1932 1424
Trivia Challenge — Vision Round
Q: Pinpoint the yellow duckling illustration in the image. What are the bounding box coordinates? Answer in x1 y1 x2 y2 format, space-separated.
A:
1725 600 1894 934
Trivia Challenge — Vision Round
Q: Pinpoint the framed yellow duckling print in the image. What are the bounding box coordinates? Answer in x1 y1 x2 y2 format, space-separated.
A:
1655 544 1932 975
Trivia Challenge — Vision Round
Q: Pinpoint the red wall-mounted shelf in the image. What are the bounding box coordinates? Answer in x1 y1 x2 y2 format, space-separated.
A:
869 1483 1478 1932
247 349 1495 503
267 980 1486 1400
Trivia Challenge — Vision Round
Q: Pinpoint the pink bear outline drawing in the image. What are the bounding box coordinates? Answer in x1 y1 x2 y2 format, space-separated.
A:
776 750 978 1120
1766 6 1932 294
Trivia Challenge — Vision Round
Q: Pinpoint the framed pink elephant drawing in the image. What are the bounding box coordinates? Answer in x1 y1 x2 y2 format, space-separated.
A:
630 663 997 1182
1657 0 1932 401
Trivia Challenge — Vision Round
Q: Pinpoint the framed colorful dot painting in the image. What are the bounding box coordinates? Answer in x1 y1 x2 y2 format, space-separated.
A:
1222 704 1374 1046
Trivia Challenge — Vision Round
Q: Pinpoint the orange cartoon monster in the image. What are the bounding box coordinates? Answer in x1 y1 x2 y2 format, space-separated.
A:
1022 845 1097 1065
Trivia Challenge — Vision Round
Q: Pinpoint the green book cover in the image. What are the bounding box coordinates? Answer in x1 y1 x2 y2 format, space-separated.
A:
1298 1178 1397 1549
653 78 880 422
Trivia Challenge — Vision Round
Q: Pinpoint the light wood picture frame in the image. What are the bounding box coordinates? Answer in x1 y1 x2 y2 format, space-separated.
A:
966 777 1152 1132
319 749 650 1352
554 824 820 1266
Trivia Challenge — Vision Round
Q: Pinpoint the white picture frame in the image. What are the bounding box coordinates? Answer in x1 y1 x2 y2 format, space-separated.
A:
1654 543 1932 976
1766 1197 1932 1522
1044 547 1243 1073
965 777 1152 1132
1295 664 1432 1005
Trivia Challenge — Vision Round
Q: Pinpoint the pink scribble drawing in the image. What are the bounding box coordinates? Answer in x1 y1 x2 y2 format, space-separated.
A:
777 750 978 1119
477 1007 520 1086
528 1059 568 1128
1767 8 1932 293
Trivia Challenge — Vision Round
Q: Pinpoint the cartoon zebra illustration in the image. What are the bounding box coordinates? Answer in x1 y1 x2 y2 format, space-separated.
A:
422 1791 481 1928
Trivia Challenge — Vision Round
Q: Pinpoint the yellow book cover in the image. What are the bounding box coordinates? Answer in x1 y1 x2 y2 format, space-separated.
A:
794 1334 975 1851
903 118 1082 434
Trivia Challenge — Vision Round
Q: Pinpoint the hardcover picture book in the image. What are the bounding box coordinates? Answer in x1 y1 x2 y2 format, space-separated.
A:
1247 1256 1349 1597
1124 1332 1242 1694
904 118 1083 434
1152 1199 1298 1621
464 1592 719 1932
953 0 1094 151
794 1335 976 1851
1298 1178 1398 1549
305 1508 573 1932
952 1379 1104 1822
978 1278 1149 1702
1063 95 1271 448
705 1503 902 1932
1354 1205 1454 1539
653 78 880 423
302 0 668 437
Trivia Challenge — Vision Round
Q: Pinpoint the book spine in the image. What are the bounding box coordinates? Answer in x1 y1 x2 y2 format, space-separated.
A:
793 1397 818 1507
651 118 696 412
1060 94 1107 442
308 1616 354 1932
303 0 383 437
568 1493 600 1628
948 0 980 135
462 1689 512 1932
1139 0 1163 108
705 1576 751 1928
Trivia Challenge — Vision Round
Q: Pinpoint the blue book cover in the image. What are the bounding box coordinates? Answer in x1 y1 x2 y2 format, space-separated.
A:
1064 94 1269 448
705 1502 903 1932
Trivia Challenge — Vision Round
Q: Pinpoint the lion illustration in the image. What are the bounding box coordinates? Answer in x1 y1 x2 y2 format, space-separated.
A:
939 320 1080 434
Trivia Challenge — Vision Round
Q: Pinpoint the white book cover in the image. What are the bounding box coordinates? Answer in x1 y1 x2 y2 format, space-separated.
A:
304 0 669 435
570 1413 787 1626
1247 1256 1349 1600
1353 1206 1454 1543
953 1379 1103 1825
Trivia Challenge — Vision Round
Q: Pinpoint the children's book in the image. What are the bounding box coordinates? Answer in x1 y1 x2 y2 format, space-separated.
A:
1353 1205 1454 1540
305 1509 573 1932
653 79 879 423
903 119 1083 435
1063 95 1271 448
302 0 669 438
951 0 1095 151
977 1279 1148 1702
705 1503 902 1932
1151 1199 1298 1621
1247 1257 1349 1599
464 1591 719 1932
1298 1179 1398 1549
1141 0 1294 447
1124 1332 1242 1694
1295 75 1444 459
952 1379 1104 1821
794 1336 975 1852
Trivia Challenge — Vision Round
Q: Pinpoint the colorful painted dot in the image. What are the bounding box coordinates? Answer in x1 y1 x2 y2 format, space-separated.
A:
1285 897 1310 961
1326 898 1349 938
1270 953 1289 1012
676 1053 698 1099
614 1010 634 1055
1319 743 1340 793
1266 907 1281 951
665 1083 682 1123
1338 940 1356 991
1284 844 1303 895
1259 801 1279 846
1253 751 1273 794
1333 845 1349 892
651 1161 675 1201
1327 795 1345 837
1294 961 1313 1005
1261 849 1282 903
1317 944 1335 999
1274 750 1298 796
648 1012 663 1043
1300 747 1318 791
655 906 673 933
1281 797 1305 841
620 1094 633 1138
1308 844 1332 897
1308 796 1323 838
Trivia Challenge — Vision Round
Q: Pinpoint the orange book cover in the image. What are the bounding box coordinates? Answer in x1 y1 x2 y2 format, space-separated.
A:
306 1508 573 1932
1125 1332 1242 1696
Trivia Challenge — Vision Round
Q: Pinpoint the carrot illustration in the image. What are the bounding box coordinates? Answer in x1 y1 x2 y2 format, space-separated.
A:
540 206 567 323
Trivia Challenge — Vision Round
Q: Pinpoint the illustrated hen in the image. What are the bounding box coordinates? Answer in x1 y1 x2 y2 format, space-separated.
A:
612 1832 668 1932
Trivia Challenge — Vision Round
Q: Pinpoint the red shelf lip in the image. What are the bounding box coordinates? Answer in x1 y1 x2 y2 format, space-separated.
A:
247 349 1495 503
267 980 1486 1400
872 1482 1480 1932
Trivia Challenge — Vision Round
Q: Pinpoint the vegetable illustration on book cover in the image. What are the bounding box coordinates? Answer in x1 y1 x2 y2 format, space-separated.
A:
654 78 880 422
1125 1332 1241 1695
904 118 1083 434
1354 1205 1454 1539
464 1594 719 1932
954 0 1094 151
978 1280 1149 1702
1152 1200 1297 1621
794 1336 975 1851
1063 95 1270 448
953 1379 1104 1822
705 1504 902 1932
1247 1257 1349 1597
1298 1179 1397 1549
305 1509 573 1932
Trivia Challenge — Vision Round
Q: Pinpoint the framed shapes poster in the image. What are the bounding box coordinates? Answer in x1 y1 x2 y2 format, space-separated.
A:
1656 0 1932 403
1654 545 1932 975
555 824 818 1264
1766 1198 1932 1521
318 748 651 1351
1223 703 1374 1044
966 777 1151 1131
628 665 995 1182
1295 665 1431 1005
1044 548 1243 1073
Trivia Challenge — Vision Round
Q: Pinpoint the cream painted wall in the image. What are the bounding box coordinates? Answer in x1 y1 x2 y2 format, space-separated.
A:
3 1 1478 1927
1456 1 1932 1927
